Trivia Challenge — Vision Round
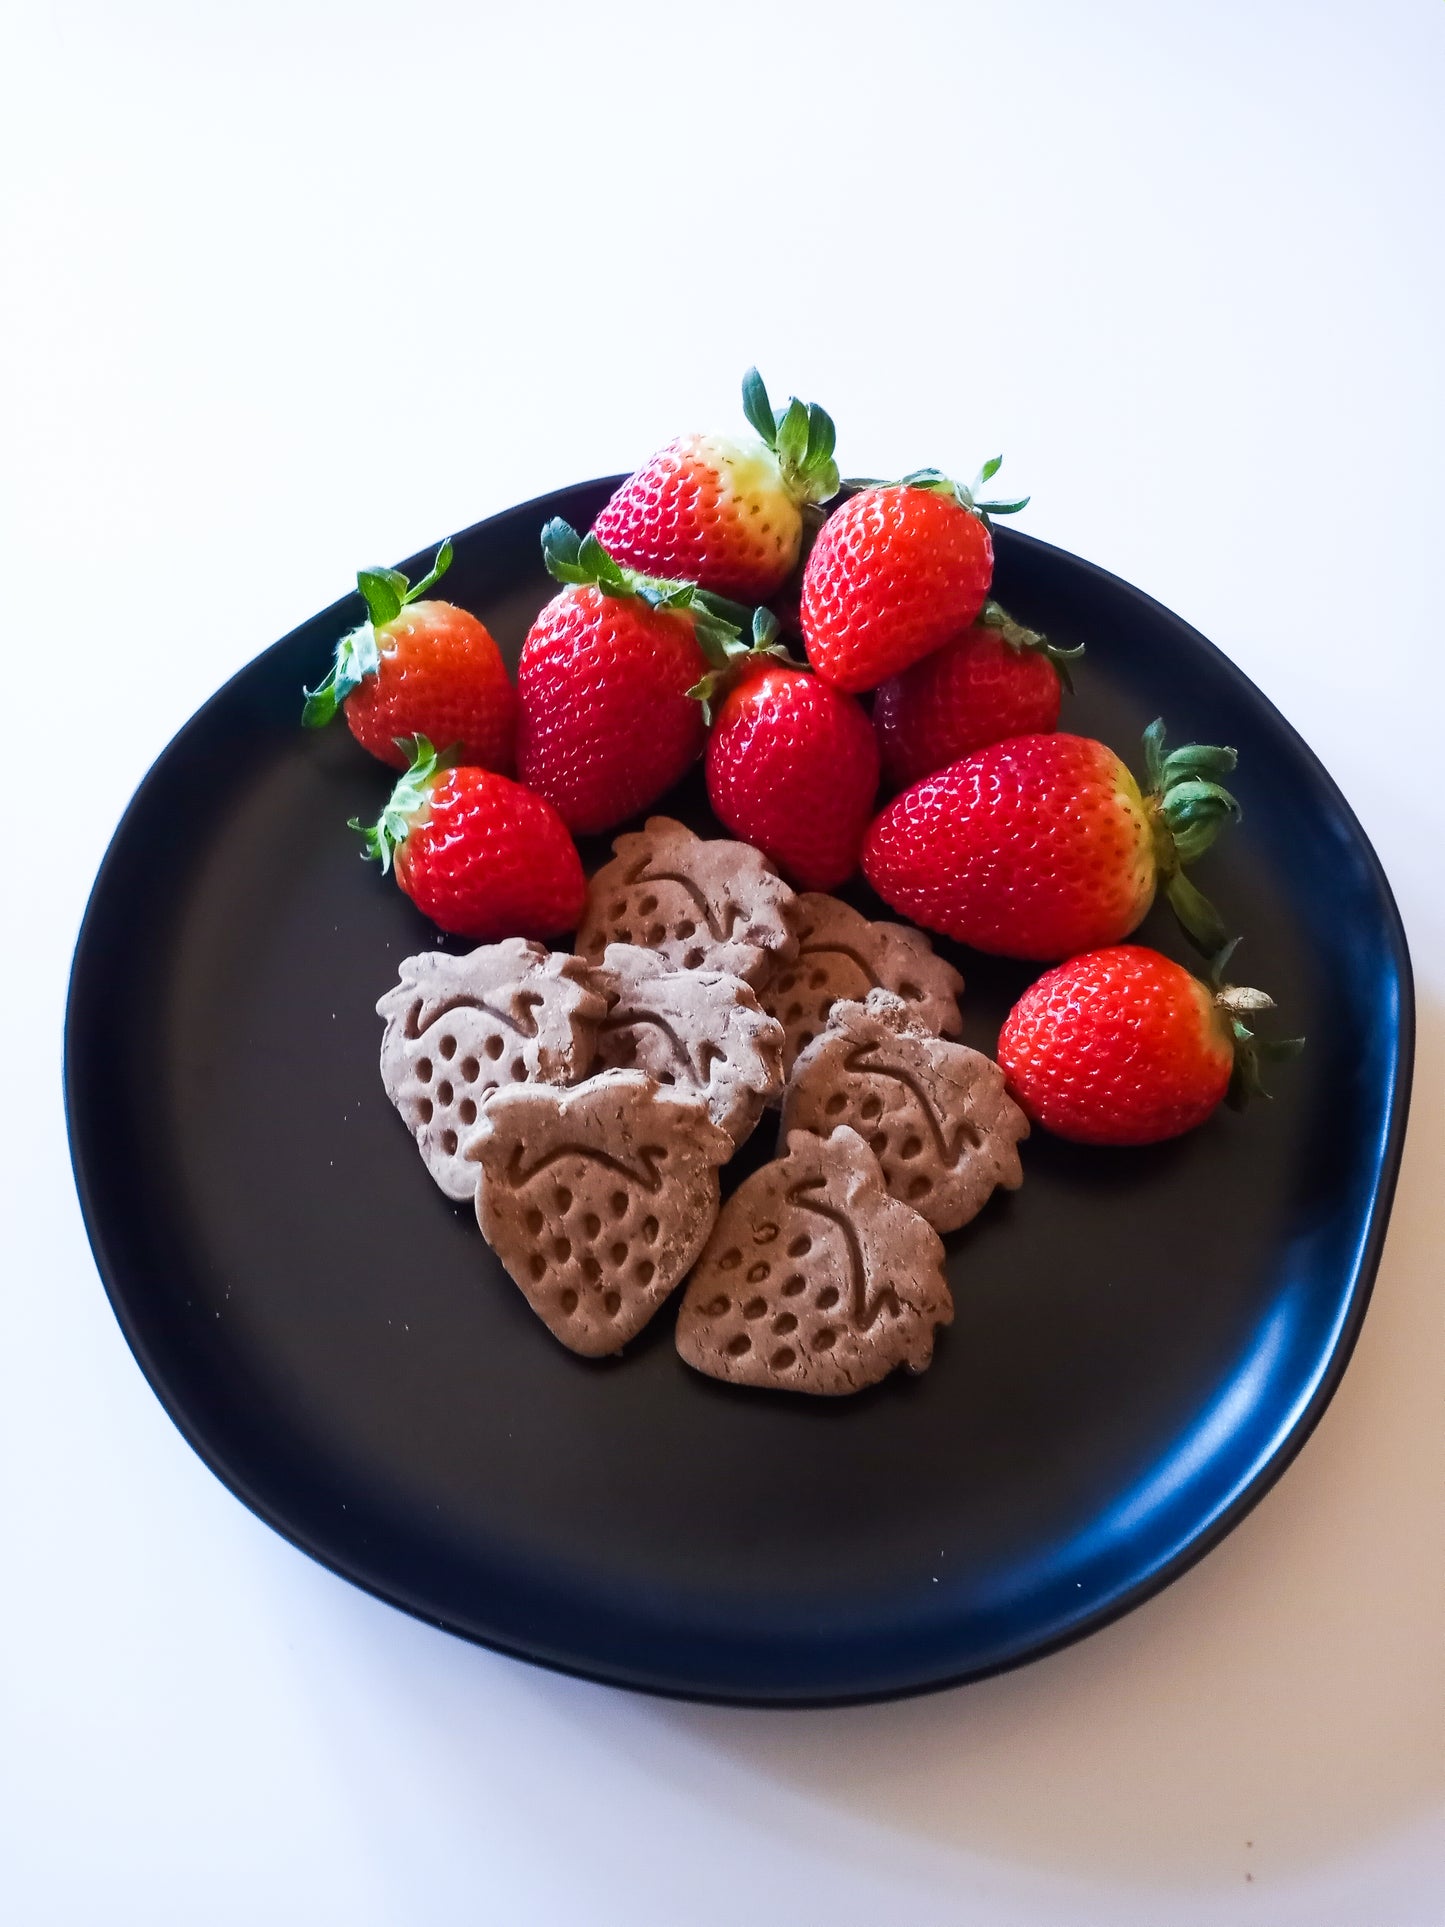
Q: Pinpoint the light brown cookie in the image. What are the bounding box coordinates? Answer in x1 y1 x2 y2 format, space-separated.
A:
377 939 607 1202
575 816 796 987
780 990 1027 1234
469 1070 732 1357
676 1126 951 1396
759 893 965 1077
588 944 784 1150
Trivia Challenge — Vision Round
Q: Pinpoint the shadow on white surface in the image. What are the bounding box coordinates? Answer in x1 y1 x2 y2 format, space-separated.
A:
521 998 1445 1893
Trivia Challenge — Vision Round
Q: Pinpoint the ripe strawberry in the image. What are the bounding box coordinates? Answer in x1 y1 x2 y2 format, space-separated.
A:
303 540 517 773
862 722 1240 961
591 368 841 600
997 942 1302 1145
799 462 1029 694
873 602 1083 789
701 618 880 891
517 520 751 836
353 737 586 942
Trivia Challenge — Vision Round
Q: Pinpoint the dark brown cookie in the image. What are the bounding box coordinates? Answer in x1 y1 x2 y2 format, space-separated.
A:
377 939 607 1201
675 1126 951 1396
779 990 1027 1233
759 893 964 1077
589 944 784 1149
469 1070 732 1357
575 816 796 987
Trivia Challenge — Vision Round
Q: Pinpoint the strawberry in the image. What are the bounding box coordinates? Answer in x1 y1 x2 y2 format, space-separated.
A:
517 520 750 836
862 722 1240 961
799 462 1029 693
590 368 841 600
352 737 586 942
303 541 517 773
700 616 880 891
872 602 1083 789
997 941 1302 1145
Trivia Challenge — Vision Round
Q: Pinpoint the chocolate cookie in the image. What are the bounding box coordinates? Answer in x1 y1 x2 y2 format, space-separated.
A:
590 944 784 1149
676 1126 951 1395
575 816 796 987
780 990 1027 1233
377 939 607 1201
759 893 964 1077
469 1070 732 1357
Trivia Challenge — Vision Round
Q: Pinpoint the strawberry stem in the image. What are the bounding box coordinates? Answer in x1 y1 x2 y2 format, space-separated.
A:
1206 939 1305 1107
1141 720 1241 954
978 599 1085 691
349 734 446 873
687 607 804 724
542 519 753 663
841 460 1030 528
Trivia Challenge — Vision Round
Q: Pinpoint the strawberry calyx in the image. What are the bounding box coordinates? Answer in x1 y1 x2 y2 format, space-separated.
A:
349 734 452 874
1139 719 1241 954
840 456 1030 528
978 599 1085 691
739 368 841 506
542 518 752 663
1207 938 1306 1108
686 608 805 723
302 538 456 728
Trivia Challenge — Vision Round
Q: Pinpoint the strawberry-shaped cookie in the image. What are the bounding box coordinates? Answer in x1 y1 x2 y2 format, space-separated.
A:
591 368 841 600
997 941 1302 1145
781 991 1027 1233
675 1127 951 1396
873 602 1083 789
863 722 1240 961
469 1071 732 1356
303 540 518 773
353 737 586 942
516 521 747 835
377 940 607 1199
799 463 1029 693
590 945 783 1149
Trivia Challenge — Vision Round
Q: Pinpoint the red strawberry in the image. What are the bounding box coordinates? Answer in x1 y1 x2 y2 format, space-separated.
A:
873 602 1083 789
517 520 752 836
702 621 880 891
353 737 586 942
591 368 840 600
862 723 1240 961
997 942 1301 1145
799 462 1029 693
303 541 517 773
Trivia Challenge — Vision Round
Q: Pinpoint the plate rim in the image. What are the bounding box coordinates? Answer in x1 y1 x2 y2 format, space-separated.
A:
63 478 1417 1706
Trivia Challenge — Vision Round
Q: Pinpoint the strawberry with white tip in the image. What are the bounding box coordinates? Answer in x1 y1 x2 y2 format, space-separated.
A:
591 368 841 601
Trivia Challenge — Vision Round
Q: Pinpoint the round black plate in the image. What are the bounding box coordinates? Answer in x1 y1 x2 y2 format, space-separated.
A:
65 479 1413 1704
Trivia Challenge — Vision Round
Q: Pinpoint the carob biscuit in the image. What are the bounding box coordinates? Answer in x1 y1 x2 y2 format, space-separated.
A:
377 939 607 1201
469 1070 732 1357
675 1126 951 1396
590 944 784 1148
780 990 1027 1233
759 893 964 1077
575 816 796 987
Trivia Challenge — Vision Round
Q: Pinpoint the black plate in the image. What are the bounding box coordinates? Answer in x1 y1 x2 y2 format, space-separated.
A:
65 478 1413 1705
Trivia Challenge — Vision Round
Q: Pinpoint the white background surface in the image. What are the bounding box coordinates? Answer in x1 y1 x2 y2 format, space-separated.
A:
3 2 1443 1921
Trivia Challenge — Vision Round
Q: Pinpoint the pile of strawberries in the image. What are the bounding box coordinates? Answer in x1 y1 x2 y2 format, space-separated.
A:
304 371 1300 1149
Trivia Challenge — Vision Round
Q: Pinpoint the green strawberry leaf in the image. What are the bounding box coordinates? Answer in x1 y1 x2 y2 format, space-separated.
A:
350 734 443 874
357 568 407 628
1165 871 1228 956
301 621 382 728
404 537 454 603
775 397 811 473
741 367 779 449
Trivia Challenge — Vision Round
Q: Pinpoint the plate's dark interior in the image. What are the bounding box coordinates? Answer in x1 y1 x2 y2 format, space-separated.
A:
66 479 1412 1704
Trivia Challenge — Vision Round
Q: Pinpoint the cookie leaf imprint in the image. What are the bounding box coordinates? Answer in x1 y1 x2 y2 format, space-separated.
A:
469 1070 732 1356
676 1126 951 1395
377 938 607 1201
590 943 784 1148
759 893 964 1076
575 815 797 986
781 990 1027 1233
